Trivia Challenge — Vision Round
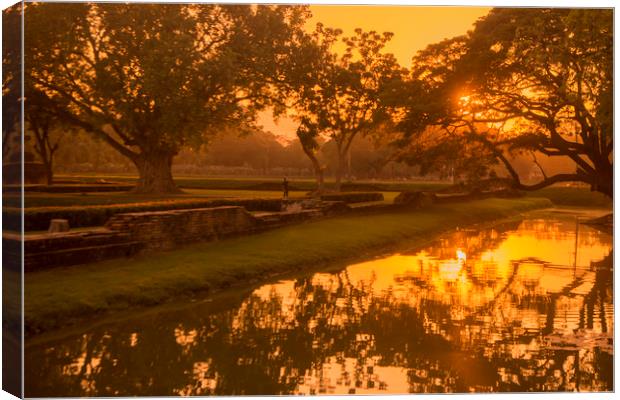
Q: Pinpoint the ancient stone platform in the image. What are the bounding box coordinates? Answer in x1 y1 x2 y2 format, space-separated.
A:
11 203 340 272
3 229 141 272
105 206 259 252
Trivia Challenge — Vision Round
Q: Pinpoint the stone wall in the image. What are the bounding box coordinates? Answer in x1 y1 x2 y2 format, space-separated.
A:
2 233 22 272
254 209 323 229
3 229 142 272
105 206 259 252
2 183 134 193
10 206 260 271
16 205 326 271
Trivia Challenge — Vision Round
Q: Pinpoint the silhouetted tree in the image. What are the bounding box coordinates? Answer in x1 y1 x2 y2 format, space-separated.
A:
396 124 499 184
296 119 325 191
283 24 403 191
399 8 612 196
24 89 79 184
24 3 309 193
27 113 63 185
2 4 21 160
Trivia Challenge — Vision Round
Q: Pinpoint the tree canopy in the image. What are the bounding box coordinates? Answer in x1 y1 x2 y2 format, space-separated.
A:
283 24 404 191
399 8 613 196
24 2 309 192
17 5 613 195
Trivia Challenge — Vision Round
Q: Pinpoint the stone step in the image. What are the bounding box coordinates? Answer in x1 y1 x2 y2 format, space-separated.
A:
24 241 143 272
24 231 133 253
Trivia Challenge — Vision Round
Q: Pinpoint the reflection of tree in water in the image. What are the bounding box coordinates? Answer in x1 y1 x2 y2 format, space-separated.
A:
482 253 613 392
224 278 471 394
25 274 465 395
419 219 520 263
27 324 195 396
25 221 613 396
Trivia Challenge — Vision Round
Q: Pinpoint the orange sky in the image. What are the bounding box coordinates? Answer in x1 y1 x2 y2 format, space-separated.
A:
263 5 490 139
308 5 490 68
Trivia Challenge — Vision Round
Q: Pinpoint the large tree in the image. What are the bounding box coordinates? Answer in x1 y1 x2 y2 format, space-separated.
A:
26 97 72 185
2 3 21 160
284 24 403 191
25 3 309 193
400 8 612 197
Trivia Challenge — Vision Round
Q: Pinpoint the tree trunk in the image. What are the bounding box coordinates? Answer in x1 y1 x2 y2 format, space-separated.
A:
302 149 324 193
599 184 612 199
346 147 352 180
334 151 345 192
133 152 181 194
300 141 325 193
473 132 613 199
311 157 324 193
44 160 53 186
590 164 613 198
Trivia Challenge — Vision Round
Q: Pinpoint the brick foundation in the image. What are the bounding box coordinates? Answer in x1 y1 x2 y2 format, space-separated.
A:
105 206 259 252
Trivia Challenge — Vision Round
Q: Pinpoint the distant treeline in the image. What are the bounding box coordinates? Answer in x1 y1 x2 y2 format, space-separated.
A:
52 128 579 182
52 129 420 180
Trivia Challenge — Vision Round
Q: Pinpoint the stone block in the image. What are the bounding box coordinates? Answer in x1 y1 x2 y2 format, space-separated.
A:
48 219 70 233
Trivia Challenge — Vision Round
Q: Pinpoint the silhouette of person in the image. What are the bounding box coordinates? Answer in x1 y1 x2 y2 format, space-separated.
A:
282 177 289 200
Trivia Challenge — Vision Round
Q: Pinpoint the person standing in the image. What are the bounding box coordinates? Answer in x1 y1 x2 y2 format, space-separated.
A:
282 177 289 200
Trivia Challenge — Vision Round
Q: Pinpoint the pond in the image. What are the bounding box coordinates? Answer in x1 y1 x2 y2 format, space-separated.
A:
24 209 613 396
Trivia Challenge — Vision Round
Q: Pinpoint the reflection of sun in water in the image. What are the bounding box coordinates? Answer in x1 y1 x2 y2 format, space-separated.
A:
456 249 467 263
221 216 612 394
38 214 613 396
438 259 463 281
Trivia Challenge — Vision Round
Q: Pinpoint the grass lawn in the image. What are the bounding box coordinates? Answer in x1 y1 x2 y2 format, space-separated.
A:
25 196 551 336
524 186 612 208
16 189 309 208
56 173 450 192
13 185 610 210
11 173 610 209
15 189 398 208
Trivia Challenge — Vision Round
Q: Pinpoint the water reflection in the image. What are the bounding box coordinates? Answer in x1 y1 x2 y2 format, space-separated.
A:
25 213 613 396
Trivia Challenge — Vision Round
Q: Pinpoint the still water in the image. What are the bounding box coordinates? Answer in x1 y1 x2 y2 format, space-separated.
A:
25 210 613 396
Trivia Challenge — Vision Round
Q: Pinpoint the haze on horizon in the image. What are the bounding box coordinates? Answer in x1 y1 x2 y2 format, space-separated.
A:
261 5 491 139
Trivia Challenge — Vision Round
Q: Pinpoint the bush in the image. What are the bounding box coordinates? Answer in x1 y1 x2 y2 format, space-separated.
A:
394 191 437 207
5 198 283 231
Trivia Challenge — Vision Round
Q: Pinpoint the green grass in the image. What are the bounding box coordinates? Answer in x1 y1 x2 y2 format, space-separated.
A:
24 197 551 336
17 186 610 210
15 189 399 208
56 173 450 192
12 189 307 208
14 175 610 210
3 270 22 332
524 187 612 208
